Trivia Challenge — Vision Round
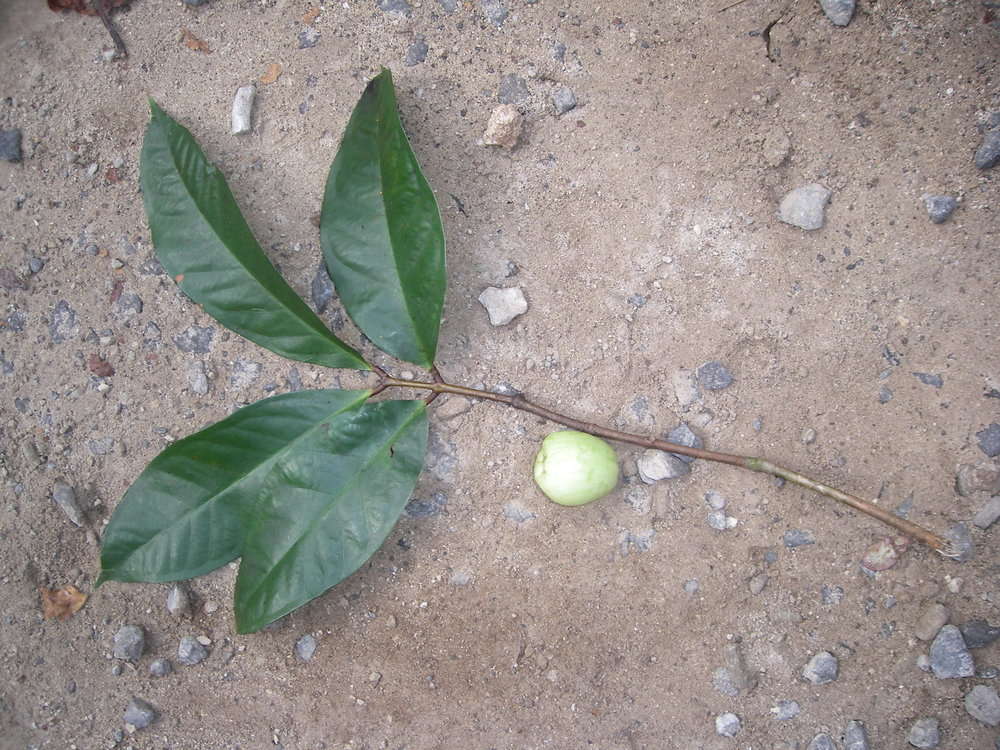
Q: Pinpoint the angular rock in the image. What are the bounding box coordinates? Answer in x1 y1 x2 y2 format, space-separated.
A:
977 424 1000 458
166 584 191 618
378 0 412 16
821 584 844 605
229 359 261 389
772 699 800 720
907 717 940 749
944 522 974 562
912 372 943 388
973 496 1000 529
843 720 870 750
552 86 577 115
715 713 741 737
49 300 79 343
311 263 334 313
405 37 429 66
173 325 214 353
231 84 256 135
929 625 975 678
959 619 1000 649
177 636 208 665
124 697 157 730
478 286 527 325
914 603 949 641
965 685 1000 726
112 625 145 661
637 449 690 483
922 195 957 224
778 183 831 230
696 360 733 390
295 634 317 661
51 481 84 527
297 27 320 49
666 422 703 463
672 368 700 407
763 130 791 167
503 502 536 523
405 491 447 518
148 658 173 677
480 0 508 27
975 129 1000 170
807 734 836 750
187 359 209 396
498 74 528 104
802 651 838 684
483 104 523 149
0 129 22 162
820 0 856 26
861 535 907 571
783 529 815 548
956 462 1000 497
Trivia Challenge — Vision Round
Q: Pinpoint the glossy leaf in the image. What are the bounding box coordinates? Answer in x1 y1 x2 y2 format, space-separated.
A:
98 390 372 586
141 100 368 370
234 399 427 633
321 68 446 369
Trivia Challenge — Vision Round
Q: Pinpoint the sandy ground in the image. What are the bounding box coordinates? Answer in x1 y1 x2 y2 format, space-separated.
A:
1 0 999 748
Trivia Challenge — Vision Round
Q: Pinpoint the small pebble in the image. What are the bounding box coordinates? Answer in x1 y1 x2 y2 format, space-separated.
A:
802 651 838 684
667 422 704 463
801 427 816 444
503 502 536 523
123 697 157 730
707 511 728 531
177 636 208 666
771 699 800 720
960 619 1000 649
498 74 529 104
914 603 949 641
51 480 84 527
819 0 856 26
28 257 44 274
637 449 690 483
148 659 172 678
295 634 317 661
843 720 870 750
166 584 191 618
297 27 320 49
696 360 733 390
778 183 831 230
483 104 523 149
480 0 508 25
922 195 957 224
112 625 145 662
965 684 1000 726
975 129 1000 170
907 717 940 749
912 372 943 388
945 522 974 562
878 385 893 403
715 712 741 737
977 424 1000 458
821 585 843 605
0 129 22 162
704 490 725 510
807 734 836 750
929 625 975 679
173 325 214 353
377 0 412 16
783 529 814 548
187 360 209 396
477 286 527 326
749 572 768 595
860 536 906 572
551 86 577 115
916 653 932 672
231 85 256 135
763 130 791 167
405 37 428 66
973 496 1000 529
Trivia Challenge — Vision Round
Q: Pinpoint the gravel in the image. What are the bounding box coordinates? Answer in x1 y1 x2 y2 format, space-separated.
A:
478 286 527 325
51 481 84 526
973 497 1000 529
377 0 412 17
907 717 940 748
802 651 838 684
820 0 856 26
696 360 733 390
148 658 173 677
551 86 577 115
187 359 209 396
483 105 523 148
960 619 1000 649
498 74 529 104
503 502 536 523
778 183 831 230
295 634 317 661
772 699 800 720
975 128 1000 169
405 37 429 66
929 625 975 678
637 449 690 483
166 584 191 618
956 462 1000 496
944 522 974 562
914 603 949 641
666 422 703 463
977 424 1000 457
821 584 844 605
807 734 836 750
0 129 22 162
49 300 79 343
177 636 209 666
112 625 145 662
229 359 262 389
405 491 447 518
231 84 256 134
843 720 870 750
480 0 508 26
922 194 957 224
715 712 741 737
783 529 814 548
965 684 1000 726
124 697 157 729
174 325 214 353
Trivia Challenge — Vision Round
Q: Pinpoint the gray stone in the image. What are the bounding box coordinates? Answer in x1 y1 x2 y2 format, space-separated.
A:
231 84 256 135
672 368 700 406
945 522 974 562
973 496 1000 529
907 717 940 748
166 584 191 618
405 491 447 518
820 0 856 26
148 658 172 677
405 37 429 66
480 0 508 26
960 619 1000 649
956 462 1000 496
123 697 157 729
801 427 817 444
696 360 733 390
965 685 1000 726
807 734 836 750
802 651 838 684
878 385 893 403
173 325 214 353
713 642 757 696
552 86 577 115
28 257 43 274
229 359 261 389
683 579 699 594
184 360 208 396
707 511 728 531
778 183 831 230
912 372 943 388
437 0 457 12
143 321 161 346
749 572 768 594
772 699 800 720
715 713 741 737
975 129 1000 169
49 300 79 343
977 424 1000 457
666 422 703 463
114 292 143 321
311 264 334 313
704 490 726 510
980 665 1000 679
783 529 814 547
914 603 949 641
637 450 690 483
929 625 975 678
87 437 115 456
478 286 527 325
763 130 791 167
177 636 208 665
498 74 528 104
0 129 22 162
6 309 26 333
923 195 957 224
843 720 870 750
377 0 412 16
52 481 84 527
295 634 317 661
112 625 145 662
821 584 844 605
503 502 536 523
297 26 320 49
183 0 210 5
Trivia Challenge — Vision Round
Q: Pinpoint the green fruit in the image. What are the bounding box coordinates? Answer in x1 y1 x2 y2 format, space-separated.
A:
532 430 619 506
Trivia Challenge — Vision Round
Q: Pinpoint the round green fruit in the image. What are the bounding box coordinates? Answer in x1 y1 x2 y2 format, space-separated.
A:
532 430 619 506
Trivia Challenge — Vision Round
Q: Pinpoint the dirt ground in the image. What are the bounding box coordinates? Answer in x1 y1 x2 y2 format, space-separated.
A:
2 0 999 748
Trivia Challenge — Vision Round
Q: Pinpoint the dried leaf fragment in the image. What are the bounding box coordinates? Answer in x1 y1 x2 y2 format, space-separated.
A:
302 6 321 24
260 63 283 85
181 28 212 54
48 0 130 15
40 585 87 620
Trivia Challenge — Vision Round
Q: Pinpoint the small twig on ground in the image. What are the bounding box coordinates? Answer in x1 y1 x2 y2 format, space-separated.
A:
93 0 128 58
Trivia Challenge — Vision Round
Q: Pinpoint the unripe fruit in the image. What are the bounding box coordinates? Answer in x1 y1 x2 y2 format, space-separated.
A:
532 430 619 506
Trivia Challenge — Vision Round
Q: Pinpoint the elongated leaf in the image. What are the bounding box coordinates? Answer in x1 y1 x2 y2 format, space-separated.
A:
98 390 372 585
321 68 446 369
141 100 368 370
234 399 427 633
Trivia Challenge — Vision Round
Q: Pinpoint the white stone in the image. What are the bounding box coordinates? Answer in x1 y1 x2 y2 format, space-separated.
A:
637 449 689 483
478 286 527 326
715 712 741 737
231 84 256 135
483 104 522 149
671 368 699 408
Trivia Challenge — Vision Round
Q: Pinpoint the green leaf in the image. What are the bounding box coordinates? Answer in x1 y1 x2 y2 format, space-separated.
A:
321 68 446 369
234 398 427 633
98 389 372 585
141 100 368 370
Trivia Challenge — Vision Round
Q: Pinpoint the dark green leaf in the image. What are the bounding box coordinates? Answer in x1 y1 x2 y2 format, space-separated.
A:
141 100 368 370
321 68 446 369
98 390 372 585
234 398 427 633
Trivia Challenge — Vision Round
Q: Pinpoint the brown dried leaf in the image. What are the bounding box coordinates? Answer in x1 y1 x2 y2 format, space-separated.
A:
48 0 130 16
40 585 87 620
181 28 212 54
260 63 283 85
87 353 115 377
302 6 321 25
